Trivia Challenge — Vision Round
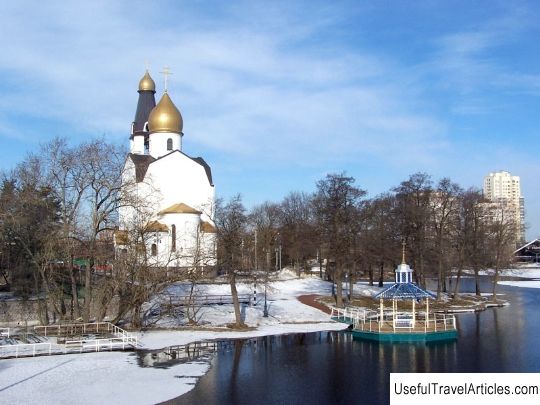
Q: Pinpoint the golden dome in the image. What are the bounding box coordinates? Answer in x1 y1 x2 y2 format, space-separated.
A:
148 92 183 133
138 70 156 92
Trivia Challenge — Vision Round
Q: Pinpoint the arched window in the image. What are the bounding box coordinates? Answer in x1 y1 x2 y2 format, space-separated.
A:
151 243 157 256
167 138 173 151
144 121 149 132
171 224 176 252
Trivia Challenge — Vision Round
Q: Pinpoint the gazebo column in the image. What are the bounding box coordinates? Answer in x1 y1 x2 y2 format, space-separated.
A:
393 299 397 331
426 299 430 328
412 299 416 328
379 298 384 324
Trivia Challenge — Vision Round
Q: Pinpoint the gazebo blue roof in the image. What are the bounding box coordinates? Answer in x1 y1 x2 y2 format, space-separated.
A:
374 282 436 300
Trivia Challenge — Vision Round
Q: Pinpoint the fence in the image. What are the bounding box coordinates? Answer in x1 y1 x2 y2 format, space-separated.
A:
34 322 114 337
331 306 457 333
166 294 252 306
0 328 9 338
0 322 138 359
0 342 52 358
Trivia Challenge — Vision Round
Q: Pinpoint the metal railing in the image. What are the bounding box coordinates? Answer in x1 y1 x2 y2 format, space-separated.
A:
0 328 9 338
1 322 138 359
330 307 381 324
350 312 457 333
0 342 52 358
34 322 113 337
166 294 252 306
64 337 138 353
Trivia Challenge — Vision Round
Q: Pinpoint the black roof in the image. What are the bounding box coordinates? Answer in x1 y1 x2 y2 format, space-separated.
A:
191 157 214 186
128 153 155 182
128 151 213 186
132 90 156 137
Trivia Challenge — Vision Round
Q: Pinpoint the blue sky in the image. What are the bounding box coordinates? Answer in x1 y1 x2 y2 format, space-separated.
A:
1 0 539 239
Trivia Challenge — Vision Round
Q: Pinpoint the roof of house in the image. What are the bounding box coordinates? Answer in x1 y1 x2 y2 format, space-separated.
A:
128 150 213 186
201 220 217 233
113 230 129 245
158 203 202 215
144 221 169 232
374 282 436 300
514 238 540 254
128 153 156 182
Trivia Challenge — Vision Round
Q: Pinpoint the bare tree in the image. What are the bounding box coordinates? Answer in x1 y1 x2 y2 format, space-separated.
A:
430 178 462 299
313 173 366 307
393 173 433 286
215 195 247 327
41 138 88 318
363 194 400 287
488 200 518 301
279 191 317 276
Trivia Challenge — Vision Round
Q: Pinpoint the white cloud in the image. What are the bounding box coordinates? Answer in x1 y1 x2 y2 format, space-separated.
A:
0 1 538 237
0 1 446 166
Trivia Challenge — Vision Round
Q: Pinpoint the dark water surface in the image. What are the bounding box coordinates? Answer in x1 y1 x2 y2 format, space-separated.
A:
167 279 540 405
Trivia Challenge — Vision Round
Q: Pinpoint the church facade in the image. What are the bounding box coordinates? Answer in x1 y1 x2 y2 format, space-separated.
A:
116 70 216 269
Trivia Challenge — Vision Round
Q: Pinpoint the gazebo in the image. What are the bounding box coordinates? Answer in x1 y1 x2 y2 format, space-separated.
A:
331 246 458 342
373 261 435 330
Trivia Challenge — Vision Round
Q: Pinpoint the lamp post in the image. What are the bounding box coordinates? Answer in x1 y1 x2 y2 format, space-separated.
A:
263 248 269 317
263 281 268 317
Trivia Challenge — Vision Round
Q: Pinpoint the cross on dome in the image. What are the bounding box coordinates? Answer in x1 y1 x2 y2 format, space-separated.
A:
160 66 173 92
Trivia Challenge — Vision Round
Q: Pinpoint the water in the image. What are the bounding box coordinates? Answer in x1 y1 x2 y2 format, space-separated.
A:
163 279 540 404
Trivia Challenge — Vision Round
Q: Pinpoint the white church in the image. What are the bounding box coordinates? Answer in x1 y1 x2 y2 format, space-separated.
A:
115 69 216 270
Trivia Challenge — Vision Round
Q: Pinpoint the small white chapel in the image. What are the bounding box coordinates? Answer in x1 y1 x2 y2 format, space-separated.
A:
115 68 216 269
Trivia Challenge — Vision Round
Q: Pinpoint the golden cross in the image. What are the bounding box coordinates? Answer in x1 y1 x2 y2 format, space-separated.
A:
160 66 173 92
401 240 406 264
145 60 150 72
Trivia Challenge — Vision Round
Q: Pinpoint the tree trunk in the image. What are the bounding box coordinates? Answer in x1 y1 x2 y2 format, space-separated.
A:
34 271 49 325
348 264 355 301
492 258 500 303
378 261 384 287
473 266 481 297
335 263 343 308
368 264 373 286
229 272 243 327
69 254 80 319
452 265 463 300
83 255 93 322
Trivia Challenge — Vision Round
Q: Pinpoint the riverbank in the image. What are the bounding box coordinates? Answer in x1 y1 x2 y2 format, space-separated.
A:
1 267 538 404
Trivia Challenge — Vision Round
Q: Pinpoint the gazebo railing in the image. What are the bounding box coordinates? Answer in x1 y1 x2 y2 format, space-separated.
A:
351 312 456 333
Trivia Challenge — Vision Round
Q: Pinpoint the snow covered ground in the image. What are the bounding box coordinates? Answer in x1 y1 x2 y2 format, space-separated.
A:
0 272 349 405
4 266 535 404
495 265 540 289
470 265 540 289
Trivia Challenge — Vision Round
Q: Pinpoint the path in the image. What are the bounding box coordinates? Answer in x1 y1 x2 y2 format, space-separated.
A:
297 294 332 314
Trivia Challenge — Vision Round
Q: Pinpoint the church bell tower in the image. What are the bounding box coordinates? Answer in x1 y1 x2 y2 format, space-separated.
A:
130 70 156 154
147 67 183 158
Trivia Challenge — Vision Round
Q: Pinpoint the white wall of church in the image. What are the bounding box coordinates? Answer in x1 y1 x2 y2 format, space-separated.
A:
118 151 216 268
146 152 215 220
119 159 161 230
149 131 181 158
146 213 216 267
131 135 145 154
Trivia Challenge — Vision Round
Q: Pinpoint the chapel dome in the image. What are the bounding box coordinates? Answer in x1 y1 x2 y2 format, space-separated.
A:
148 92 183 133
138 70 156 92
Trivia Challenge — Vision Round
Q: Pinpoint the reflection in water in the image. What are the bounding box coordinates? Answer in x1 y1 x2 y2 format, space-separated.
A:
164 282 540 405
137 341 219 369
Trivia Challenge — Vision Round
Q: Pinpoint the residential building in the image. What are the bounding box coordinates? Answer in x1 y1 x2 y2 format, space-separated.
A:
483 170 525 244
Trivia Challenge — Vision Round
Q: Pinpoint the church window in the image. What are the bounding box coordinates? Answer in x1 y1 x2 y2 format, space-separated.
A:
151 243 157 256
167 138 173 151
144 122 149 132
171 224 176 251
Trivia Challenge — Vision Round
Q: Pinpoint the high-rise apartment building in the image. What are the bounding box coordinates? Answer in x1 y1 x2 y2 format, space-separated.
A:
483 170 525 244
